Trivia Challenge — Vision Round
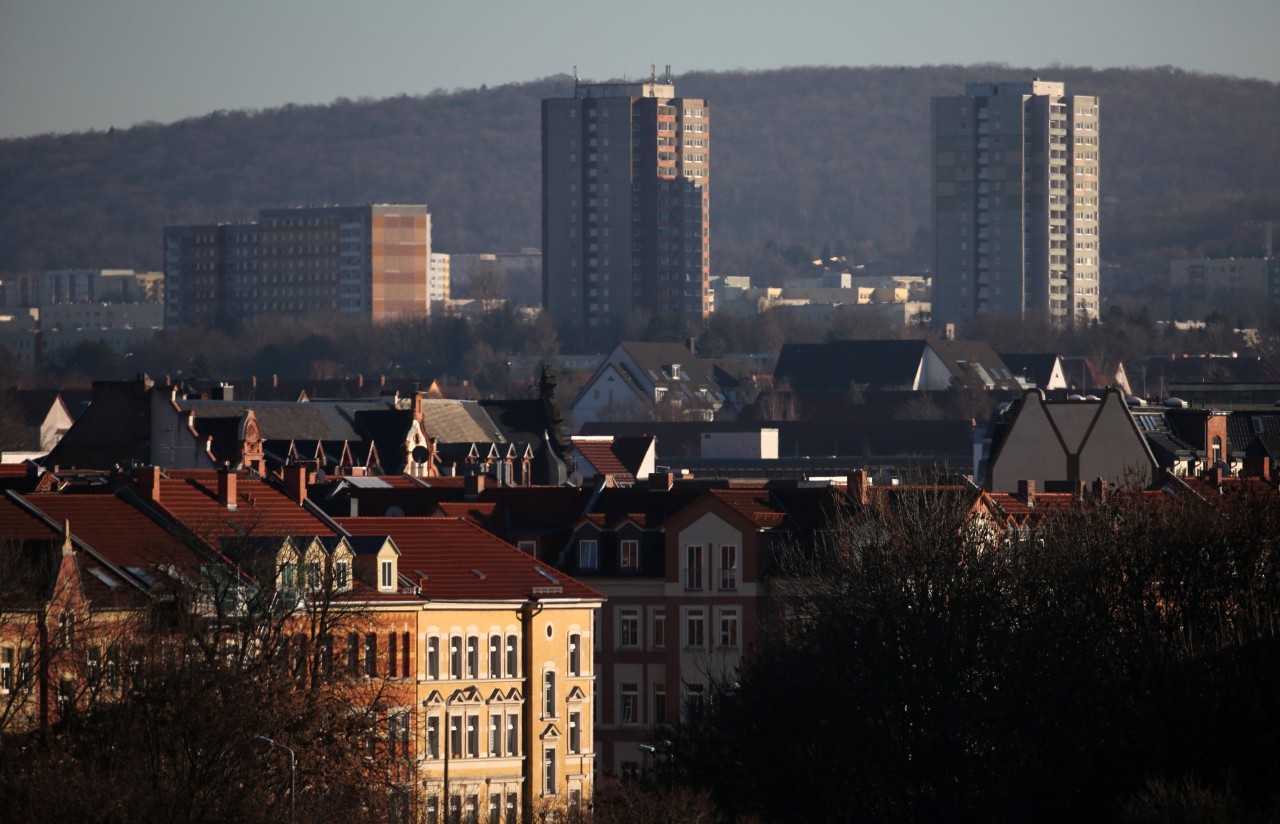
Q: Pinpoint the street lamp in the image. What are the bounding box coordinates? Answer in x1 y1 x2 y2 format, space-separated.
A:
255 735 296 824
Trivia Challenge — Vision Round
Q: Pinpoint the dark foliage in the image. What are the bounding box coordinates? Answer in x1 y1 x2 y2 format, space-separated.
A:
675 487 1280 823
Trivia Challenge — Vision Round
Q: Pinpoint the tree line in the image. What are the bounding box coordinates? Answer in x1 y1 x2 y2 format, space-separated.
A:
670 483 1280 823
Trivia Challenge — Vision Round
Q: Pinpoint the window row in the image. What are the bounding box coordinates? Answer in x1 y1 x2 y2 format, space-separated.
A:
683 543 740 591
425 632 587 680
576 538 641 571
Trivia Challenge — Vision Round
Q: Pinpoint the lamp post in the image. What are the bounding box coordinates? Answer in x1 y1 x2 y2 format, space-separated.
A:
255 735 296 824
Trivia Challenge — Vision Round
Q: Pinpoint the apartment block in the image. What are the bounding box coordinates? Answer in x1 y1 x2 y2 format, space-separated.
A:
164 204 430 328
932 80 1100 327
543 74 710 351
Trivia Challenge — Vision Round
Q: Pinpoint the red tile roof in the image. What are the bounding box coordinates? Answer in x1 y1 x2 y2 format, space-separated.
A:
337 516 603 603
572 438 637 483
142 470 339 542
19 492 203 576
706 488 788 528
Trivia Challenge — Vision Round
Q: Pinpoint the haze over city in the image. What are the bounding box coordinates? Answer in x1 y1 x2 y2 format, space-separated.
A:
3 0 1279 138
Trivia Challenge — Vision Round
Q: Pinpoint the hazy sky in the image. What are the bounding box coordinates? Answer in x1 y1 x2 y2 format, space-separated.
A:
2 0 1278 138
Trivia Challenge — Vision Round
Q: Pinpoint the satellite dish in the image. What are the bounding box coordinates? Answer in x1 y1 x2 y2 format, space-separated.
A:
411 445 430 464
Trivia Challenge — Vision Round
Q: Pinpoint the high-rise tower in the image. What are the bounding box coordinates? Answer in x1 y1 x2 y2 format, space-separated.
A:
543 74 710 351
932 80 1099 327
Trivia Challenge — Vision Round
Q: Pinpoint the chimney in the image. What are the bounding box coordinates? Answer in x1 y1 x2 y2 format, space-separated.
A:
284 465 308 503
139 466 161 503
1017 479 1036 507
465 473 485 497
217 468 237 508
848 470 870 506
649 472 674 491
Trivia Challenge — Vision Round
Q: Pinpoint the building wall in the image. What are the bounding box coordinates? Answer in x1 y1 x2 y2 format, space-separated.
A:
543 81 710 351
933 80 1099 327
165 205 429 327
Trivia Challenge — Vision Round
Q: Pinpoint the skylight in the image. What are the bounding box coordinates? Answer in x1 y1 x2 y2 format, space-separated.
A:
126 565 160 588
534 567 560 585
88 567 122 589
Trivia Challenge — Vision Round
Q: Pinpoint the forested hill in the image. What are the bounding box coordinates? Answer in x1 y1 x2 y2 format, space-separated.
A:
2 64 1278 277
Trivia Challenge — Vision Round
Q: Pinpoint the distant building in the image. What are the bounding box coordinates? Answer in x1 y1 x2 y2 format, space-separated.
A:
0 268 165 365
543 74 710 351
1170 257 1275 309
0 268 162 309
164 204 431 328
428 252 451 306
932 80 1100 327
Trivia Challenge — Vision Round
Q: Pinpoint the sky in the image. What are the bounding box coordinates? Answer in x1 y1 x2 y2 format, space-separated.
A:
2 0 1278 139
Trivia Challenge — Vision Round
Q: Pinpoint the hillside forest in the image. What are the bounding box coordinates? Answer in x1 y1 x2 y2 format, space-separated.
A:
2 64 1278 291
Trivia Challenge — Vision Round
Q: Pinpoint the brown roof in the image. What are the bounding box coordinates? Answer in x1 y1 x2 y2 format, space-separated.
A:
337 516 603 602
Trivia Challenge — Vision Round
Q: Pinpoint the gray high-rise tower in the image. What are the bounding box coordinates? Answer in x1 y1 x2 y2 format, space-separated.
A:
932 80 1099 327
542 75 710 351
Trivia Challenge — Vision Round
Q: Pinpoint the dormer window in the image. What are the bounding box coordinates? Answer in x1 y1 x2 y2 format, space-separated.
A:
335 560 351 591
380 559 394 591
280 561 297 591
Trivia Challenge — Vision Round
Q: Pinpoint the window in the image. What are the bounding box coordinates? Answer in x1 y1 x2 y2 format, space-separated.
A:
718 608 741 648
569 710 582 753
1 647 12 693
489 794 501 824
620 539 639 570
507 712 519 756
427 637 440 679
450 714 463 757
620 683 640 725
518 540 537 555
17 648 32 690
719 545 739 590
489 635 502 678
653 682 667 725
506 793 518 823
466 713 480 757
306 560 322 591
426 716 440 758
651 609 666 649
506 634 518 678
578 539 598 570
685 545 704 590
465 793 478 824
388 633 398 675
380 559 394 590
568 633 582 676
365 633 378 677
466 636 479 678
425 797 439 824
619 608 641 649
347 632 360 674
450 636 462 678
544 747 557 795
490 714 503 756
335 559 351 590
389 710 410 759
685 609 706 649
280 560 297 591
543 671 557 718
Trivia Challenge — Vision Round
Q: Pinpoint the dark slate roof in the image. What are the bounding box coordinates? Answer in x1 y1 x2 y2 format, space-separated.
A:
43 379 153 469
775 340 929 392
999 354 1061 389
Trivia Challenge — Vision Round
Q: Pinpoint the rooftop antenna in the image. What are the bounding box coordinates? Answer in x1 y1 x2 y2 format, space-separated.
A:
665 64 672 82
573 65 578 85
651 64 657 82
